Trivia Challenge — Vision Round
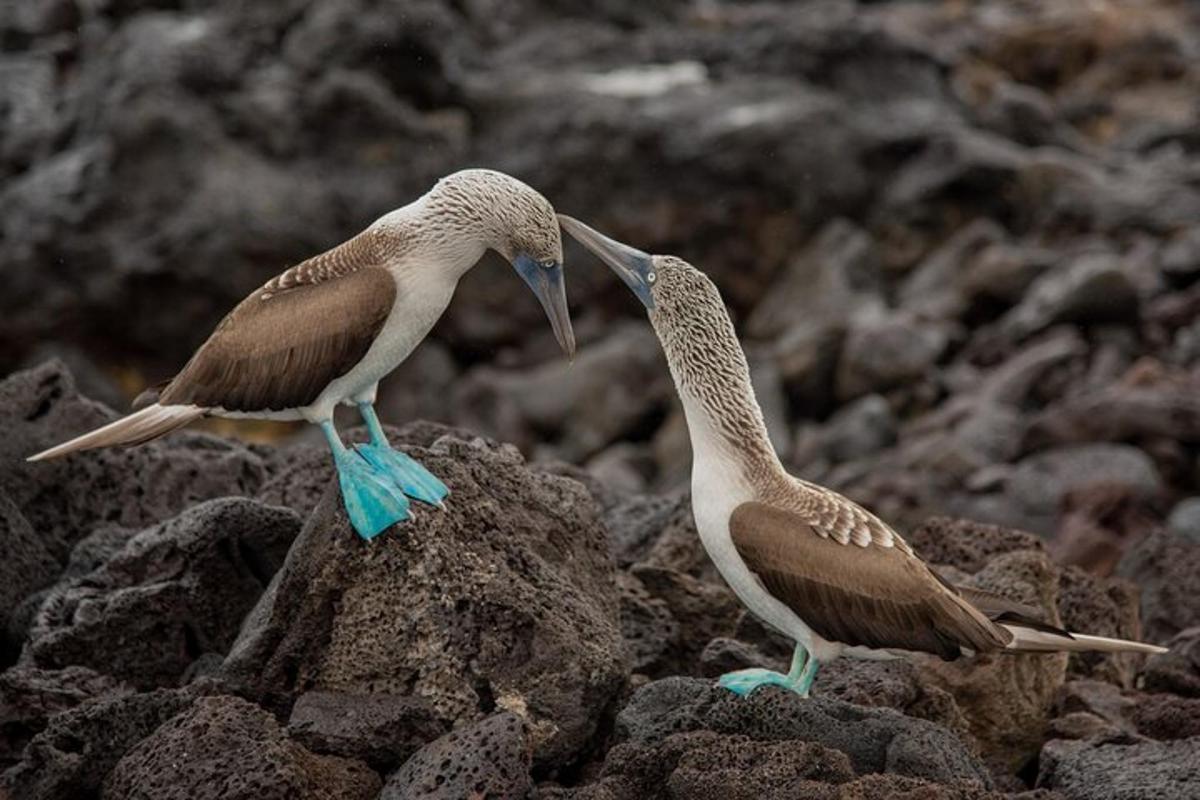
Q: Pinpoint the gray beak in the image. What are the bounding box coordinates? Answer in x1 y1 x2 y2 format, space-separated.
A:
558 214 656 310
513 253 576 358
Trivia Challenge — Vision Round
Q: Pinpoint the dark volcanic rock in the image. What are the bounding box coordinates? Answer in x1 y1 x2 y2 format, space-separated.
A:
1117 529 1200 644
380 711 532 800
3 682 214 800
0 361 266 556
616 678 992 788
1141 626 1200 698
0 666 129 769
0 492 58 650
1037 736 1200 800
103 695 381 800
906 517 1045 574
221 429 628 768
286 690 448 772
24 497 300 688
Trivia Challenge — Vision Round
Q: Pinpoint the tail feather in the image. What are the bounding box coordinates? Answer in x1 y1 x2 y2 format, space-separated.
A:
26 404 205 461
1002 624 1167 655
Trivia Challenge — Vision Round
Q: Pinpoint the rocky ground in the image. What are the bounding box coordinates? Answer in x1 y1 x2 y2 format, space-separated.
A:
3 0 1200 798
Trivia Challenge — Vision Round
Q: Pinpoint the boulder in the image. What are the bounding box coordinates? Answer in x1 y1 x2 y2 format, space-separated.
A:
615 678 992 788
0 666 128 769
917 550 1067 774
24 498 300 688
103 695 381 800
221 427 628 768
1038 736 1200 800
0 361 267 555
380 711 532 800
3 682 215 800
1140 627 1200 698
1117 530 1200 644
286 690 448 772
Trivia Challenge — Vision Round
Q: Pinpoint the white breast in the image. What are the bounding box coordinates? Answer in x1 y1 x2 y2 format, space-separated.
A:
299 268 456 422
682 395 828 655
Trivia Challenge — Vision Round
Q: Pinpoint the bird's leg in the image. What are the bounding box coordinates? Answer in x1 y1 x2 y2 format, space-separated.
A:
352 403 449 508
716 643 813 698
320 419 411 539
793 653 820 697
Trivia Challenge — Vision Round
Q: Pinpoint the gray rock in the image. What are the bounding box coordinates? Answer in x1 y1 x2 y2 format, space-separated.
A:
0 666 129 770
617 573 680 676
794 394 897 465
1118 530 1200 644
1141 627 1200 698
103 695 381 800
0 493 58 647
1167 498 1200 544
998 253 1141 342
381 712 531 800
24 497 300 688
905 517 1044 574
1005 444 1163 534
221 427 628 768
287 691 448 772
451 323 672 462
835 311 950 402
616 678 992 788
3 682 215 800
1038 737 1200 800
1160 225 1200 286
1 361 267 556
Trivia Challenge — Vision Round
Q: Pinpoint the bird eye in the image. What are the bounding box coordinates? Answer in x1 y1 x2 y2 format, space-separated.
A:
647 271 657 284
540 259 556 269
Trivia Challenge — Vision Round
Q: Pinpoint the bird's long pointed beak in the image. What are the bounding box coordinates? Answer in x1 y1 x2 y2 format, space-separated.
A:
513 254 576 358
557 214 655 309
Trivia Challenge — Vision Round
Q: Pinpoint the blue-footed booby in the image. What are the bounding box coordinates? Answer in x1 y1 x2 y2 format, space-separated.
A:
28 170 576 540
559 214 1167 698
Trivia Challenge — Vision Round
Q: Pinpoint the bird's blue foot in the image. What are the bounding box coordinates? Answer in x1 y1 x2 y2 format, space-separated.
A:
333 448 411 540
717 644 818 698
355 443 449 507
717 668 800 697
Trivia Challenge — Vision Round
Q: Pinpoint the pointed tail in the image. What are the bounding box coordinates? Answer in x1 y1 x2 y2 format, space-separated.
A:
1002 624 1167 655
954 584 1167 655
26 404 205 461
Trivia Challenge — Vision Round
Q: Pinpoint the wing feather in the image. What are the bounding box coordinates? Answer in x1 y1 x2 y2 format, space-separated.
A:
729 501 1011 659
159 232 397 412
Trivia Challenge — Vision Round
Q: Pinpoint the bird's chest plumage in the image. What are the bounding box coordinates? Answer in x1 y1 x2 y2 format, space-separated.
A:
308 272 457 417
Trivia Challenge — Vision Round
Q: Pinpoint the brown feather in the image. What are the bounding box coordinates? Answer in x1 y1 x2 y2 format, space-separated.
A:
730 501 1012 659
159 237 397 412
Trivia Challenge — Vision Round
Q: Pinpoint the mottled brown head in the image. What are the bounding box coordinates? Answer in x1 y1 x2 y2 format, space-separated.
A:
428 169 563 265
558 214 780 472
428 169 572 355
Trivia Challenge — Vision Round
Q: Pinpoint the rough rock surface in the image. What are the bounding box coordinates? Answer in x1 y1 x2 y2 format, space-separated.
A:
615 678 992 788
380 711 532 800
23 497 299 688
3 0 1200 794
1037 737 1200 800
103 695 381 800
221 425 628 767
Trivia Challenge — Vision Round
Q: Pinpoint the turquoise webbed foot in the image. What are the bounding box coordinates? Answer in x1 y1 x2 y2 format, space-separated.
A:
332 447 411 539
717 668 798 696
320 418 410 540
717 643 819 698
354 443 449 507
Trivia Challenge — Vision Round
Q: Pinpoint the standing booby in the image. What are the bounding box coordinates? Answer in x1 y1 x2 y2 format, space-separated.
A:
559 214 1167 698
28 170 576 541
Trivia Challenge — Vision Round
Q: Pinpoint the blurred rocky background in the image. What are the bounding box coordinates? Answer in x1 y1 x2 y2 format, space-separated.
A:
3 0 1200 798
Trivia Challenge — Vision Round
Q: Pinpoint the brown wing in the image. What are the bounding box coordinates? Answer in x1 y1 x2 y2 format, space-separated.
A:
730 501 1011 659
159 238 397 412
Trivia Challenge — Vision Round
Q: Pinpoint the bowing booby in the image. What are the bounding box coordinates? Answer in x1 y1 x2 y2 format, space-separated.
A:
559 214 1167 698
29 170 576 540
